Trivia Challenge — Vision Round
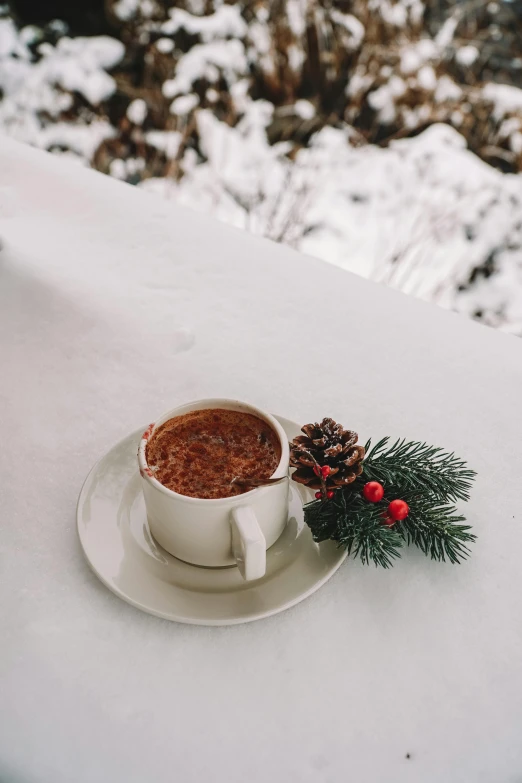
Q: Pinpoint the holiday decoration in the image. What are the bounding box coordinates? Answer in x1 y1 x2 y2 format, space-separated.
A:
291 423 476 568
290 418 365 495
387 499 410 521
363 481 385 503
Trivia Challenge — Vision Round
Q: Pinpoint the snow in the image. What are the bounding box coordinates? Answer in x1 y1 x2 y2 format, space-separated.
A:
450 110 463 126
499 117 522 138
163 39 246 98
140 0 154 16
456 45 479 67
407 0 425 26
417 65 437 91
48 38 123 105
61 36 124 71
248 19 270 53
127 98 148 124
0 17 24 57
347 69 373 98
510 133 522 155
400 39 437 74
371 0 423 29
435 75 463 103
37 119 116 158
0 28 123 153
294 100 315 120
156 38 174 54
108 155 145 180
1 4 522 335
5 130 522 783
170 93 199 115
6 35 125 108
248 19 272 71
110 158 127 178
483 83 522 119
287 45 304 73
286 0 306 37
374 0 408 28
18 24 40 45
162 6 247 41
330 11 365 47
139 107 522 334
113 0 140 22
368 76 407 123
144 130 181 157
229 78 250 112
435 14 459 48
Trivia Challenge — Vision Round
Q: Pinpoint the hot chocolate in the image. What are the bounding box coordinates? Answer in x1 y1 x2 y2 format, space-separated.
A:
145 408 281 499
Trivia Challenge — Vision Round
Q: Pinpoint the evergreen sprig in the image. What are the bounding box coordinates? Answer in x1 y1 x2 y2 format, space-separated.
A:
362 437 476 503
395 491 475 563
302 436 476 567
305 489 404 568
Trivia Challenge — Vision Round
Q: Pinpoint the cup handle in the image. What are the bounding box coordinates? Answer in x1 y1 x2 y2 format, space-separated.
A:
230 506 266 581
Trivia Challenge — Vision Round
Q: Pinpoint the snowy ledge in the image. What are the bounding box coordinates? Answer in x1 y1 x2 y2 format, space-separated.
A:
1 133 520 365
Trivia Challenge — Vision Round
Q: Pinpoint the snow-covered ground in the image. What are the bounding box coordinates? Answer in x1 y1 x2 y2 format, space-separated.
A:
1 2 522 334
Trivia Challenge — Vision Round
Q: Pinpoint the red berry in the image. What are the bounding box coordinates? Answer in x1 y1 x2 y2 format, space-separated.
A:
326 490 335 500
388 499 409 521
363 481 384 503
315 491 322 500
321 465 331 479
382 514 396 527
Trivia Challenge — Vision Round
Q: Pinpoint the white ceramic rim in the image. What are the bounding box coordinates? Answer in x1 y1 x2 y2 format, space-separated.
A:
137 398 290 505
77 416 348 626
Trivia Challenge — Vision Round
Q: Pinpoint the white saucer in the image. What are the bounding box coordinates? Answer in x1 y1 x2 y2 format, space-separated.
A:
77 416 346 625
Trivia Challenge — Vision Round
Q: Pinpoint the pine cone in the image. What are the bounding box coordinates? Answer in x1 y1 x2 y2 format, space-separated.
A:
290 418 365 491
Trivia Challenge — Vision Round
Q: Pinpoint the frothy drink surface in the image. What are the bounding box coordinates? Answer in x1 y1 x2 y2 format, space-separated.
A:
145 408 281 499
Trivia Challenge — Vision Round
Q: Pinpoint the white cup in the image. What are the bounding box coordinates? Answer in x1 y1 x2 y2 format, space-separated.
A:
137 399 290 581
